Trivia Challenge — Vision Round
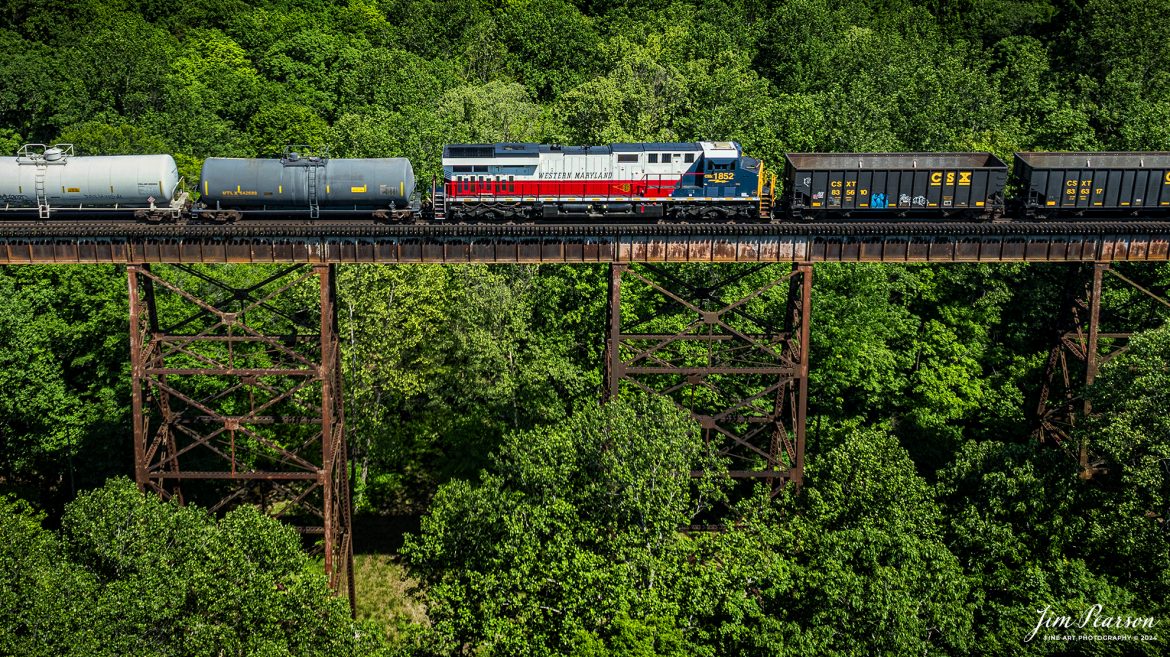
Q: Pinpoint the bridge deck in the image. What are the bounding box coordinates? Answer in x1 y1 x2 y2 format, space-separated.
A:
0 222 1168 263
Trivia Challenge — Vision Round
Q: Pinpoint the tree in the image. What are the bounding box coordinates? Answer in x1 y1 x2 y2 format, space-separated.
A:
937 439 1163 655
403 394 727 656
338 264 598 513
989 36 1096 152
1068 0 1170 149
783 424 974 656
1 478 386 656
66 13 176 122
494 0 602 99
1079 325 1170 613
0 265 129 509
247 102 331 156
161 27 263 154
0 495 100 657
0 29 72 140
925 0 1056 45
56 120 170 155
436 81 544 143
336 48 457 115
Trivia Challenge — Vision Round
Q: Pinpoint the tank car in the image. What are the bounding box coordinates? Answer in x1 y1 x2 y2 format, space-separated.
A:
0 144 186 220
1013 151 1170 218
439 141 777 221
783 152 1008 220
196 149 415 221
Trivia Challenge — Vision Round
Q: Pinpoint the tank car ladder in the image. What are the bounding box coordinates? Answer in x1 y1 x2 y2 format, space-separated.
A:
34 161 49 219
16 144 72 220
307 163 320 219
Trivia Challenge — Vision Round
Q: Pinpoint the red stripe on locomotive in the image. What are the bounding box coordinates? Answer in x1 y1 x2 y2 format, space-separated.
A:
446 176 703 198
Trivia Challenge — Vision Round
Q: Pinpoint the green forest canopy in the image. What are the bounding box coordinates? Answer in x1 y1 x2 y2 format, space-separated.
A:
0 1 1168 656
2 0 1169 181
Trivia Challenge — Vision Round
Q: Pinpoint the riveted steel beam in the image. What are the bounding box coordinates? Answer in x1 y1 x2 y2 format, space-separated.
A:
2 223 1170 264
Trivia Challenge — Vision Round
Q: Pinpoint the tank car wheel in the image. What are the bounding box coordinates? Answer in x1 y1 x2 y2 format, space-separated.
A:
133 208 182 223
134 209 162 223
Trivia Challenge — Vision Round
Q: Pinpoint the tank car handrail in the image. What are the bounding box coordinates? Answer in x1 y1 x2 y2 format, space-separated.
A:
168 176 185 203
15 143 75 162
282 144 330 162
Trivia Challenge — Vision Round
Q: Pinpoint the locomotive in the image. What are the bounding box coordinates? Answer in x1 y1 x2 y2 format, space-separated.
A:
440 141 772 221
3 141 1170 223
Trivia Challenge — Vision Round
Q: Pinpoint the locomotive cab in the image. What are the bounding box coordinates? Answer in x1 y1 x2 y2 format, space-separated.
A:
698 141 742 197
694 142 762 201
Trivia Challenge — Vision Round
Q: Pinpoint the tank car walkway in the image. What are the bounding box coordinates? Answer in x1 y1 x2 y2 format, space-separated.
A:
0 220 1168 263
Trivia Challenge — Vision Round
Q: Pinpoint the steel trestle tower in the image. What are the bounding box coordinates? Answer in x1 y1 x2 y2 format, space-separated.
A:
604 262 813 493
127 263 355 609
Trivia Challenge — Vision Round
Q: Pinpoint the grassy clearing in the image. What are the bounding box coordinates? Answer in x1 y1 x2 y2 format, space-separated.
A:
353 553 429 641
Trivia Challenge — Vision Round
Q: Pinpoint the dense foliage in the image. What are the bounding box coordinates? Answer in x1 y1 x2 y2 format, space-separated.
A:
1 0 1169 655
2 0 1169 181
404 399 975 656
0 478 382 656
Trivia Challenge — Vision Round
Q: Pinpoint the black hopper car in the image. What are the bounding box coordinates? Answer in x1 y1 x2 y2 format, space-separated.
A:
782 152 1009 220
1013 152 1170 218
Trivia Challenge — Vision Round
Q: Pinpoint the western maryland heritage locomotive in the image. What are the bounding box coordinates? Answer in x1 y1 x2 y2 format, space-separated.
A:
440 141 770 221
3 140 1170 223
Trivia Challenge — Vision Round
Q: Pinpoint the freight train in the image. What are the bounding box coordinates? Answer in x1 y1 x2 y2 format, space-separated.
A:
2 141 1170 223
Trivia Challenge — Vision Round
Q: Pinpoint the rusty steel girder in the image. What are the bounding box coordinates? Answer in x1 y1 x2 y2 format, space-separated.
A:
127 263 354 610
605 262 812 492
1 228 1170 264
1034 263 1170 478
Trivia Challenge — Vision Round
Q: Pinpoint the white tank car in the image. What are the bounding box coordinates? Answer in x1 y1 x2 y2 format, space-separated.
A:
0 144 185 220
